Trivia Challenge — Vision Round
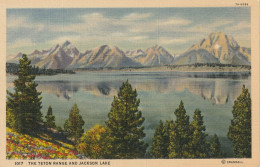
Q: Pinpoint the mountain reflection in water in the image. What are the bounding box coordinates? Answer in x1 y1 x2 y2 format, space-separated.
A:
6 71 250 139
28 75 250 105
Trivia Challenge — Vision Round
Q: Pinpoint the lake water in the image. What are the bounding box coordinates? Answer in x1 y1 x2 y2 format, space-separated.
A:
6 71 251 144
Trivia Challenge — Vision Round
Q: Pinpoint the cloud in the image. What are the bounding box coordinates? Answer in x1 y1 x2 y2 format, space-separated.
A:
208 20 234 29
122 13 152 21
158 35 200 45
50 13 116 34
160 17 192 26
7 10 251 55
126 23 157 33
50 12 191 35
7 16 27 28
128 35 149 41
8 38 34 49
224 21 250 32
124 17 192 34
185 19 234 33
159 38 190 45
7 15 44 31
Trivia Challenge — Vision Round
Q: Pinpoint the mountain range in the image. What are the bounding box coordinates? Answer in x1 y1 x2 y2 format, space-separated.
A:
7 32 251 69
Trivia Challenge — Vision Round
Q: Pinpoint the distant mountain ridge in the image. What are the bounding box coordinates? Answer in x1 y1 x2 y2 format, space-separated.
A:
126 45 175 66
7 32 251 69
174 32 251 65
69 45 142 68
8 41 79 69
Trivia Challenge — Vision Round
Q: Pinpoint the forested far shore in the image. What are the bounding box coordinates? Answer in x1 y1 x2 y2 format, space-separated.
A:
6 63 75 75
72 63 251 72
7 62 251 75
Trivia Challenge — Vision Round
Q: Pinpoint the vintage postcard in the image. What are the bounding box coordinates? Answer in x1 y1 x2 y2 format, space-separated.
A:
0 0 259 166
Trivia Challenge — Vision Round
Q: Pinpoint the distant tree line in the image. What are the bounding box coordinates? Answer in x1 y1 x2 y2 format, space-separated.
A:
74 66 145 71
167 63 251 69
6 54 251 159
6 63 75 75
74 63 251 71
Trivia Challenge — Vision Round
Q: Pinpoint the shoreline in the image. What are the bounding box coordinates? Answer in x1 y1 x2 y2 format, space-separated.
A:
73 66 251 73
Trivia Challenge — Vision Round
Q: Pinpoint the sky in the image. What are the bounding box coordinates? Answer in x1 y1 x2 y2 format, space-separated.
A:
6 7 250 56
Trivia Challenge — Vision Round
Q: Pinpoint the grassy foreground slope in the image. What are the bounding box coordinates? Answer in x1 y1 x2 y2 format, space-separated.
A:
6 128 82 159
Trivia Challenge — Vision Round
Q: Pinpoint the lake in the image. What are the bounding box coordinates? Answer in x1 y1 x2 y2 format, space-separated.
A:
6 71 251 145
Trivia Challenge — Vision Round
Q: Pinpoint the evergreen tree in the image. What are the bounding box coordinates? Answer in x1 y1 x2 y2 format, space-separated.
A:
209 134 223 158
45 106 56 129
105 80 148 158
189 109 209 158
6 54 42 133
151 121 166 158
64 119 72 136
227 85 251 158
64 104 85 144
151 120 172 158
168 101 192 158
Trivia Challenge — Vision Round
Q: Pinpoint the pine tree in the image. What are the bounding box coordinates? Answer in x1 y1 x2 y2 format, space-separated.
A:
64 104 85 144
151 121 166 158
227 85 251 158
209 134 223 158
6 54 42 133
151 120 172 158
189 109 209 158
105 80 148 158
64 119 72 136
168 100 192 158
45 106 56 129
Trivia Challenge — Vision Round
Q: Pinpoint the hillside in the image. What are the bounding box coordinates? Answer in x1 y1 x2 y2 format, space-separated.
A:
6 128 83 159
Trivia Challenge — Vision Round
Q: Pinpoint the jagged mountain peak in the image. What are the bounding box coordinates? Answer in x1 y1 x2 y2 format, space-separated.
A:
175 32 250 65
62 40 71 48
96 44 111 49
200 32 239 49
131 45 174 66
148 44 163 51
31 49 41 55
70 44 141 68
53 44 61 50
209 31 226 37
17 52 23 56
125 49 145 60
125 49 144 55
152 44 160 48
92 45 126 57
93 45 111 52
136 48 144 52
147 45 171 54
95 44 121 51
